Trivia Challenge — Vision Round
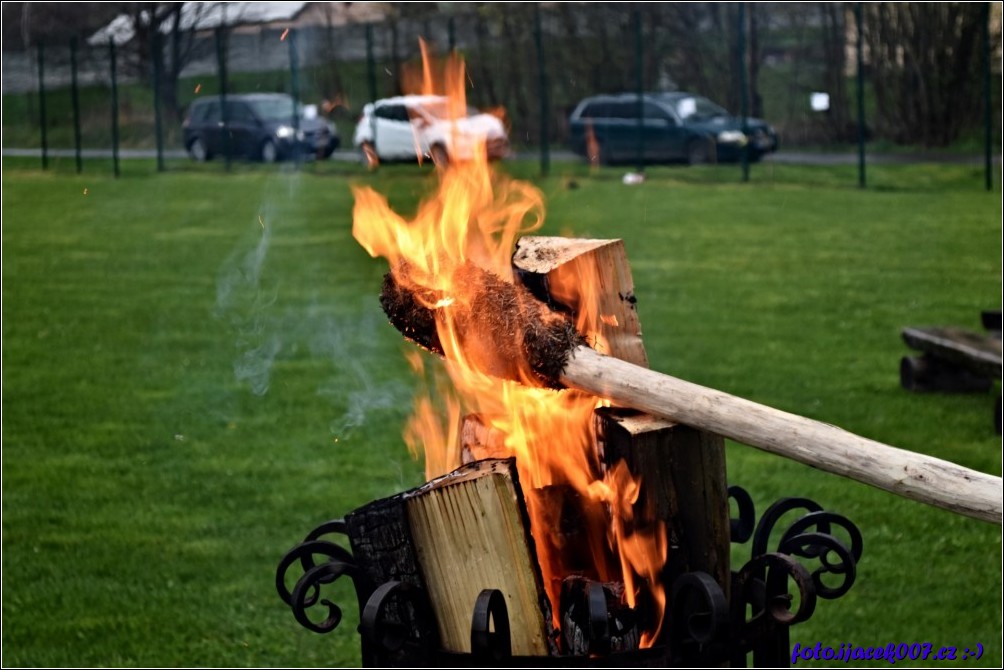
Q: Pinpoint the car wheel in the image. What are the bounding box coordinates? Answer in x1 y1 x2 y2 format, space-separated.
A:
687 138 711 165
188 138 209 162
261 140 279 163
360 141 379 169
429 143 449 168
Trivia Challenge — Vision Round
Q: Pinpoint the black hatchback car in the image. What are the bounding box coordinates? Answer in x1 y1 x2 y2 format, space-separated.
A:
182 93 339 162
568 92 778 165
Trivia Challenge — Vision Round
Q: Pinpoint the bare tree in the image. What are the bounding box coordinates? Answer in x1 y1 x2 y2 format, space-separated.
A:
863 2 996 146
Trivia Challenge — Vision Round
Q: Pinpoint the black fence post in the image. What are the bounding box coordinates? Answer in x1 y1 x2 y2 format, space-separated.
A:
534 5 550 177
448 16 456 52
109 38 120 178
152 31 165 172
215 27 231 171
738 4 749 183
289 29 302 166
855 3 866 189
634 6 644 173
983 1 992 192
70 37 83 174
37 41 48 170
366 23 378 152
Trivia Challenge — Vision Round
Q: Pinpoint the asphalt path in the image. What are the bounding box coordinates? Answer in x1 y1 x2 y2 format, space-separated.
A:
2 146 996 166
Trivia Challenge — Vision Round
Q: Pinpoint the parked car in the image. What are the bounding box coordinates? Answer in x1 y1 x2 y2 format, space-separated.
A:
352 95 509 166
568 92 778 165
182 93 339 162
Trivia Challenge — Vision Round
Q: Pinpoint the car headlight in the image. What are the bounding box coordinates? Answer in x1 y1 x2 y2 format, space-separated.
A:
717 130 747 144
275 125 295 139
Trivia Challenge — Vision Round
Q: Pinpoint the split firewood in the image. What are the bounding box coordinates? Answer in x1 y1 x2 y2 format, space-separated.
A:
379 263 1003 524
404 458 556 656
347 457 556 656
512 237 648 367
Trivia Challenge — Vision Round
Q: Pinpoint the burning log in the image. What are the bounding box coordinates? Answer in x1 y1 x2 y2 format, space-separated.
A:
459 413 508 464
559 576 641 655
512 237 648 368
595 408 731 604
380 263 1003 525
513 235 731 612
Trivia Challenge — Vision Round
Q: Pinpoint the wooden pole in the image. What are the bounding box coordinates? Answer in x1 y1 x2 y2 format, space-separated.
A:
559 345 1002 524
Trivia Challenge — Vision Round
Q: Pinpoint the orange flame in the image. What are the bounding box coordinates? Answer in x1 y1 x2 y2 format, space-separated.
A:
352 45 666 649
585 119 601 170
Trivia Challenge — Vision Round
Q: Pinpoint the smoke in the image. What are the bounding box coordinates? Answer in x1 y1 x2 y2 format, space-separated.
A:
310 303 412 438
215 205 280 396
214 192 411 439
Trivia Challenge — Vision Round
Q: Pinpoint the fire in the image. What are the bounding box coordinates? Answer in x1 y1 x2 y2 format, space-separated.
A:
585 119 601 170
352 46 666 649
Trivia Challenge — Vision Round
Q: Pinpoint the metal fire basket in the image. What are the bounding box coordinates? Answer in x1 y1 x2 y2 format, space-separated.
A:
276 486 862 668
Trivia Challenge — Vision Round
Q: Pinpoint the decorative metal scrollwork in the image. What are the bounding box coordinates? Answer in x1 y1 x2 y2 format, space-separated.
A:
749 497 863 601
669 571 730 666
728 485 756 544
276 489 863 668
471 589 513 663
727 488 864 667
359 580 437 667
275 519 370 635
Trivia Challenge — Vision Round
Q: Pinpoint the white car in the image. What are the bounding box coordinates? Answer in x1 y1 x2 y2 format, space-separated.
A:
353 95 509 166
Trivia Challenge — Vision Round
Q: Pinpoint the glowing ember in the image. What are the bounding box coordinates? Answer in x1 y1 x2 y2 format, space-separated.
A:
352 46 666 647
194 83 202 94
280 28 289 41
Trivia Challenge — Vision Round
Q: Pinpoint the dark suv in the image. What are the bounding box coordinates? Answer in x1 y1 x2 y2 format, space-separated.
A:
182 93 339 162
568 92 778 165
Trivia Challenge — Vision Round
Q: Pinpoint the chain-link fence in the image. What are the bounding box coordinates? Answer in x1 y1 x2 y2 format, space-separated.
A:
2 2 1000 186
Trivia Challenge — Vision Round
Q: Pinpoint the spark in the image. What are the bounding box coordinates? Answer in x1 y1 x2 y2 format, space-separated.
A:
280 28 289 41
433 297 455 309
258 215 265 230
82 187 88 196
194 83 202 94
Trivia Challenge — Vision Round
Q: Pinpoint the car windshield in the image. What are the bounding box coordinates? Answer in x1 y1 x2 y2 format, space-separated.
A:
413 100 480 120
671 96 729 121
247 97 302 122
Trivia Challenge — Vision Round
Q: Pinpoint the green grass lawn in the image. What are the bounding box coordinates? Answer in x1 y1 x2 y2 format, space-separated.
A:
2 158 1001 667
